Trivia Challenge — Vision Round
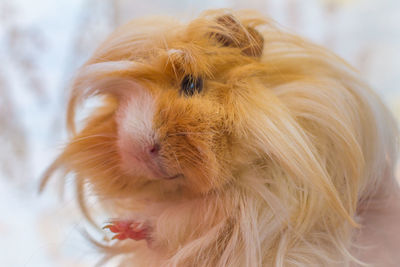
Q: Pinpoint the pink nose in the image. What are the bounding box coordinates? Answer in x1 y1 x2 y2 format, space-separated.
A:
149 143 160 155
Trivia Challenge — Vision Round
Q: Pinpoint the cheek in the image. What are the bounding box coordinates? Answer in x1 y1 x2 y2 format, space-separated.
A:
167 136 223 193
154 100 231 193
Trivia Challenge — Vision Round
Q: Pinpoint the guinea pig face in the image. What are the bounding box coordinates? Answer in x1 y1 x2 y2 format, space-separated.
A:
114 75 230 194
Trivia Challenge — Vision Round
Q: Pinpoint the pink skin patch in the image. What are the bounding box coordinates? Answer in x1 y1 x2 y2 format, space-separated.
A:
103 220 149 241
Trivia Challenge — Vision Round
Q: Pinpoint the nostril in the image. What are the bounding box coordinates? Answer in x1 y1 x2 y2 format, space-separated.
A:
149 143 160 155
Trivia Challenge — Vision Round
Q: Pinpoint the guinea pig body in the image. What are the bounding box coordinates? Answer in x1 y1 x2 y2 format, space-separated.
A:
42 9 399 267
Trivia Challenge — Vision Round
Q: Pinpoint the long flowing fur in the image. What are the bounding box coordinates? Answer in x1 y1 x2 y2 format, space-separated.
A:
41 9 399 266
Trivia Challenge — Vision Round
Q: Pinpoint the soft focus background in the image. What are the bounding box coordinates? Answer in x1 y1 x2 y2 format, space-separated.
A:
0 0 399 266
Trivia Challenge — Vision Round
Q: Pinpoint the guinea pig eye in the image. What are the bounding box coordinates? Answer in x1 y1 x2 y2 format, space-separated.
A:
180 75 203 97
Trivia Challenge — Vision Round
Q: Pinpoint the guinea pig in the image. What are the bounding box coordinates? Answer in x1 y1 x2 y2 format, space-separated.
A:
41 9 399 267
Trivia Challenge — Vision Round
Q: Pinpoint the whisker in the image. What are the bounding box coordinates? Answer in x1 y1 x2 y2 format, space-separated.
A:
99 165 121 175
70 142 117 152
70 151 119 165
171 149 184 174
70 134 117 143
167 131 215 137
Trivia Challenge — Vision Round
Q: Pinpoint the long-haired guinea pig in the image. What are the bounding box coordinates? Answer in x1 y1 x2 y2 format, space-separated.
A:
41 9 399 267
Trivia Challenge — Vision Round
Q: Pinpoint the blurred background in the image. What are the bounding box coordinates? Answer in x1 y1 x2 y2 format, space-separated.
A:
0 0 399 266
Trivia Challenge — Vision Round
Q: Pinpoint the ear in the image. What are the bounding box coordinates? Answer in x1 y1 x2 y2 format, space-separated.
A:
210 14 264 57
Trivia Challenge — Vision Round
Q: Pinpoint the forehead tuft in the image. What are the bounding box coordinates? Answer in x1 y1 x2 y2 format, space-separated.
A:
163 45 210 79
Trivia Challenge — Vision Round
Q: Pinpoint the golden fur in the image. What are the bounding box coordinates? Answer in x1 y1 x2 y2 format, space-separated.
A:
41 9 399 266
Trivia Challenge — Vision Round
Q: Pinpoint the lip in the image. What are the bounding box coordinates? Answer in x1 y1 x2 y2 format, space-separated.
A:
128 151 182 181
145 160 183 180
144 161 183 180
164 173 183 180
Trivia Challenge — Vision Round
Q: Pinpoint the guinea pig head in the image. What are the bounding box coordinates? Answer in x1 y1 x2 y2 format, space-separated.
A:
110 14 265 194
44 13 266 198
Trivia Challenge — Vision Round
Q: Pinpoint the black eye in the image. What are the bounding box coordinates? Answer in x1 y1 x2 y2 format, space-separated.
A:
180 75 203 97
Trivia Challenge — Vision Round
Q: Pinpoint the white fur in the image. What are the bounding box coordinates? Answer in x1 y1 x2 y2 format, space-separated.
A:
116 89 158 177
117 90 155 144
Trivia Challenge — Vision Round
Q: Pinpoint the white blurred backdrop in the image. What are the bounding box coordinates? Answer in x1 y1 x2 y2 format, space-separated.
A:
0 0 399 266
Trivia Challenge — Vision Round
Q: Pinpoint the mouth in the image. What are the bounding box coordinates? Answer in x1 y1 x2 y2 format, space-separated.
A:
164 173 183 180
142 158 183 180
